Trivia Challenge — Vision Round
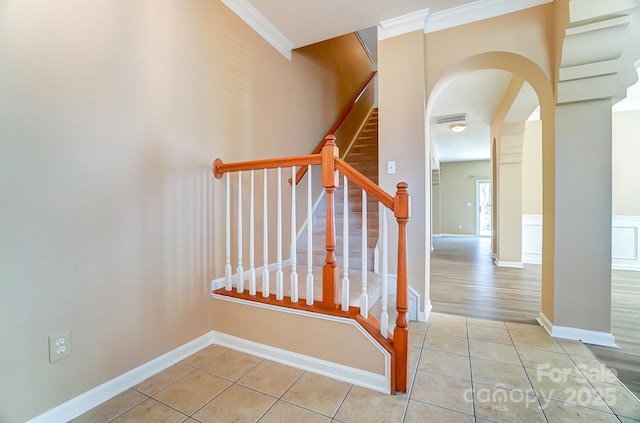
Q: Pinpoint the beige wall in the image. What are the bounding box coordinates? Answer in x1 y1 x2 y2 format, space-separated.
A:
424 4 555 96
0 1 372 421
522 109 640 218
378 30 428 312
439 161 491 235
522 120 544 215
613 109 640 215
554 99 613 332
212 298 386 375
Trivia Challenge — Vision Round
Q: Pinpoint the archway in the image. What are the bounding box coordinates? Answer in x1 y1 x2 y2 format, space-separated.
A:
426 51 554 321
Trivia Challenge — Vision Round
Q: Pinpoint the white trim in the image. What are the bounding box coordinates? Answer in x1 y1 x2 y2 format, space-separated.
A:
495 260 524 268
25 333 214 423
439 233 477 238
212 294 389 357
382 275 425 322
475 180 491 236
419 299 432 322
425 0 553 33
612 215 640 271
378 8 430 40
537 312 553 334
522 252 542 265
211 331 390 394
522 214 542 264
408 285 419 321
212 294 391 393
522 214 640 270
537 313 618 348
220 0 293 60
212 259 292 291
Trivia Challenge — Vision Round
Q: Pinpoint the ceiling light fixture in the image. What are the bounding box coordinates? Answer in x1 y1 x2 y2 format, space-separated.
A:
450 123 466 133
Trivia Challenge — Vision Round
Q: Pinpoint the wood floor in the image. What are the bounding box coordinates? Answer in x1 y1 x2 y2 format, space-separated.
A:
430 236 640 398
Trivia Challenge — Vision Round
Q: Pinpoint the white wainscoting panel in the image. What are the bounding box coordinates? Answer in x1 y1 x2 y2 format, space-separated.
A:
522 215 542 264
522 214 640 271
612 216 640 271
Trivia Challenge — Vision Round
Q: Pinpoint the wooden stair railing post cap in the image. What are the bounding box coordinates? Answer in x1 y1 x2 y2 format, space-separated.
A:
212 158 224 179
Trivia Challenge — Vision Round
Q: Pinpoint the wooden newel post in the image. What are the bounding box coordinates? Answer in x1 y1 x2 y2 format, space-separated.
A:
321 135 340 309
393 182 410 393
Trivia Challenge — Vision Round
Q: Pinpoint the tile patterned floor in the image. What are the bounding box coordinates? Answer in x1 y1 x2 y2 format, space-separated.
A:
72 313 640 422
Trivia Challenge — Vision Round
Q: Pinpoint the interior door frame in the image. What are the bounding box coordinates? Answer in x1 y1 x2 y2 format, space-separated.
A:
476 179 491 237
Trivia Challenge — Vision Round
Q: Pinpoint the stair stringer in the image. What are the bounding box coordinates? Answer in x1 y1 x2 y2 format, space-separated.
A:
297 108 380 273
295 106 376 242
212 294 392 393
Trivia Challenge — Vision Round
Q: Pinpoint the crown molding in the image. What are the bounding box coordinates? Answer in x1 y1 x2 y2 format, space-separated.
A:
425 0 553 34
378 8 430 40
220 0 293 60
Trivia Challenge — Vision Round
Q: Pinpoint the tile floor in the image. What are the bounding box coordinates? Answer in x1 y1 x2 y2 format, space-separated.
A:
72 313 640 422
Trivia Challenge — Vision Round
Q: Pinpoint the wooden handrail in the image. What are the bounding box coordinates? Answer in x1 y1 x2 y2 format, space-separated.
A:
290 71 377 185
334 157 393 210
213 155 322 179
211 138 410 393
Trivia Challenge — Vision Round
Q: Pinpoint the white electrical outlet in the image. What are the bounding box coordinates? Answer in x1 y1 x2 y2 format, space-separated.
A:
49 330 71 362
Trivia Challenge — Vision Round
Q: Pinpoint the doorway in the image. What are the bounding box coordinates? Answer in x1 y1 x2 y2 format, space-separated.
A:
476 180 492 237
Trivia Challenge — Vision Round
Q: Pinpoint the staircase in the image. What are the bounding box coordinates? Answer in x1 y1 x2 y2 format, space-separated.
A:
297 108 379 273
211 108 412 393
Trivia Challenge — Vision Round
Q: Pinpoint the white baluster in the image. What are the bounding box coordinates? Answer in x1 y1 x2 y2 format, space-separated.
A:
262 169 269 298
249 170 256 296
290 166 299 303
360 189 368 317
276 167 284 300
237 171 244 293
306 166 314 305
341 175 350 311
225 173 232 291
381 205 389 338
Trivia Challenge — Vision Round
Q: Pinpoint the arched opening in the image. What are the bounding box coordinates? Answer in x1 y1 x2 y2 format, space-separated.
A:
426 52 553 322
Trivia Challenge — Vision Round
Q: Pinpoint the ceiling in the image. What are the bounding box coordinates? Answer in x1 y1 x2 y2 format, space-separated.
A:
223 0 640 164
248 0 476 48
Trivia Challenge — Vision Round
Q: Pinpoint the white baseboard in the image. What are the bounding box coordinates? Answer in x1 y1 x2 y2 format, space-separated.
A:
522 252 542 265
537 312 553 334
439 233 477 238
495 260 524 268
537 313 618 348
211 331 390 394
418 299 432 322
385 276 426 322
26 333 215 423
408 285 418 321
28 317 394 422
